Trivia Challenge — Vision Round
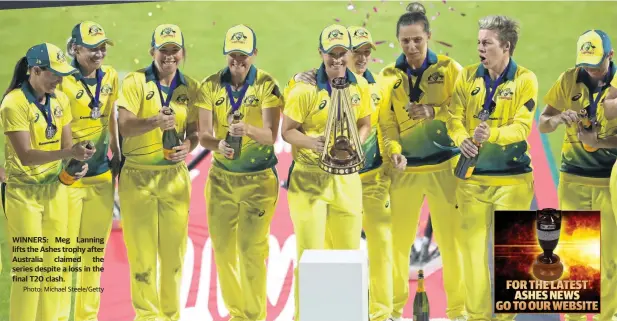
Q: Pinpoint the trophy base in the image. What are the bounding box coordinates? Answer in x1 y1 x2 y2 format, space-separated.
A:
531 254 564 281
319 158 365 175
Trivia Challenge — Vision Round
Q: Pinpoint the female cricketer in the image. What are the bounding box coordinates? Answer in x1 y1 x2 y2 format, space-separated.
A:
287 25 397 321
196 24 283 321
57 21 120 321
281 24 372 321
377 7 466 321
447 15 538 321
544 30 617 321
0 42 93 321
116 24 200 321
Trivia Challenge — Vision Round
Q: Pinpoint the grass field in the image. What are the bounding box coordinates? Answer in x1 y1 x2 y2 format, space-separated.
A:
0 1 617 320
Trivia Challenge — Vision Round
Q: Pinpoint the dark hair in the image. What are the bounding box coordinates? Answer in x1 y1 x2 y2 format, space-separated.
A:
3 57 29 98
406 2 426 14
397 3 430 37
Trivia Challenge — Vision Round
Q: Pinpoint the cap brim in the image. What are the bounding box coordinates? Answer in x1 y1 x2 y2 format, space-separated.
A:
223 48 254 56
352 41 376 50
322 44 350 53
49 61 78 77
576 57 603 68
81 39 115 49
155 41 183 49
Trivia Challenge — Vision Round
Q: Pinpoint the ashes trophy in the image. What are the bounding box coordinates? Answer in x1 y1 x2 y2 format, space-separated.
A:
531 208 564 281
319 77 365 175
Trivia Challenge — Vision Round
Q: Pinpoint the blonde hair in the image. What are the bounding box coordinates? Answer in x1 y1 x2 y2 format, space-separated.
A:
479 15 519 56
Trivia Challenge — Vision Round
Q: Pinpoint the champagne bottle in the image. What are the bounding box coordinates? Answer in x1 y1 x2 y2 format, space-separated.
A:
454 139 481 179
578 109 599 152
162 107 181 160
454 110 489 179
413 270 429 321
225 110 243 160
59 141 94 186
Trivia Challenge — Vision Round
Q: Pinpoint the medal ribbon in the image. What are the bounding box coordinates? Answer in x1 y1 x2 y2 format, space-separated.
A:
79 68 103 109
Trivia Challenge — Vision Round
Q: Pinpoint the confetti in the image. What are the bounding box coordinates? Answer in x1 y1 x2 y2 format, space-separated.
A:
212 21 216 25
334 18 341 22
436 12 441 16
375 40 386 45
371 58 384 63
389 42 395 48
112 22 116 27
461 13 467 16
148 12 152 16
449 6 454 11
373 6 378 12
400 2 403 5
133 59 139 64
442 0 446 3
347 4 355 10
431 16 436 20
156 4 161 9
366 13 370 19
435 40 453 47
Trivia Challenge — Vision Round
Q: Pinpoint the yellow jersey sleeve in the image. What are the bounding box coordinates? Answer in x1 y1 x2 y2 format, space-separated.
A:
544 72 567 110
612 76 617 88
487 72 538 145
283 76 298 101
116 73 143 115
283 85 312 124
447 70 471 147
435 60 463 123
261 77 283 109
195 79 214 111
377 67 402 156
0 99 29 133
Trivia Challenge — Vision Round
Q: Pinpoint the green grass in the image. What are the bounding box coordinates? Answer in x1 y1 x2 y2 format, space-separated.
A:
0 1 616 320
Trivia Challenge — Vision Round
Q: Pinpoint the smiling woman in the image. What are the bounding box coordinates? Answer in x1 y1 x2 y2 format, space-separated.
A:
56 20 120 321
115 23 201 321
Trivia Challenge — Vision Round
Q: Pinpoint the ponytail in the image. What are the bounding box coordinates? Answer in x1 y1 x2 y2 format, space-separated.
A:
3 57 29 99
397 2 430 37
66 37 76 59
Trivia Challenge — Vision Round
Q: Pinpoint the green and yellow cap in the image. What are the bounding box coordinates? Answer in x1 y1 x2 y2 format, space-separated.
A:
576 29 612 68
152 24 184 49
319 24 351 53
223 24 257 56
71 21 114 48
348 26 376 50
26 43 78 76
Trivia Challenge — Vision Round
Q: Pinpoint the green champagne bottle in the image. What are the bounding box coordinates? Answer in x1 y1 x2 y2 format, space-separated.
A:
413 269 429 321
225 110 242 160
162 108 181 160
454 110 489 179
59 141 94 186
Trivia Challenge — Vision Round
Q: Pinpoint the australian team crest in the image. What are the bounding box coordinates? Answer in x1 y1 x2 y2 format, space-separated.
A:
371 93 381 105
351 94 361 106
243 95 259 107
353 28 369 39
101 84 113 95
497 87 514 100
176 94 189 105
88 25 104 36
427 72 444 84
580 42 596 55
53 106 63 118
160 27 176 38
328 29 344 41
56 51 67 63
231 32 248 43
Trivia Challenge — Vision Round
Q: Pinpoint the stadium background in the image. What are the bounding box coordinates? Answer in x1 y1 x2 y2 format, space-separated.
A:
0 1 616 320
